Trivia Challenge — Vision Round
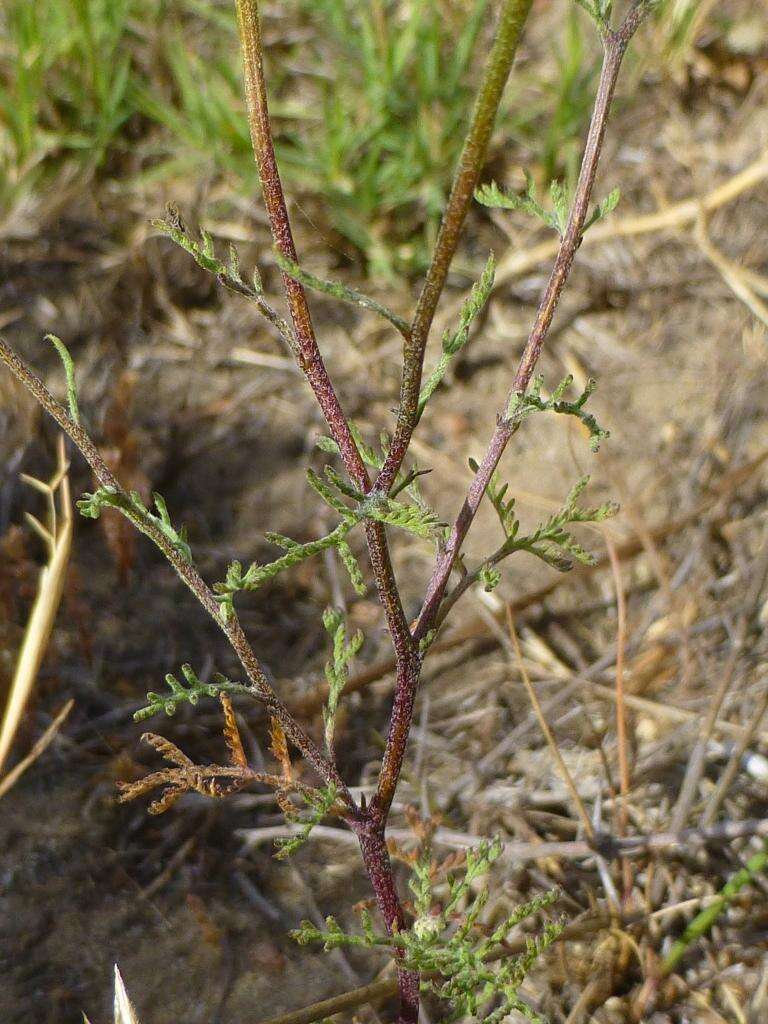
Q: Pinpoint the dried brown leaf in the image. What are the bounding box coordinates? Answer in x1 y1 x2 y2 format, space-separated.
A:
275 787 296 816
269 716 291 780
141 732 193 768
220 694 247 768
386 837 419 866
116 770 179 803
148 787 183 815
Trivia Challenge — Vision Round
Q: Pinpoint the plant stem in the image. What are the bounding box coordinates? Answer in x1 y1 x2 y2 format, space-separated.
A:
353 818 419 1024
373 651 421 818
369 9 647 1001
373 0 535 852
663 839 768 974
0 336 352 805
234 0 415 678
605 532 633 895
376 0 533 494
233 4 419 1014
234 0 362 478
414 6 650 641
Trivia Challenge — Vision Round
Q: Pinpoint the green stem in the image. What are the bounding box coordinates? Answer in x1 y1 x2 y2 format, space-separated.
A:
376 0 534 493
663 840 768 974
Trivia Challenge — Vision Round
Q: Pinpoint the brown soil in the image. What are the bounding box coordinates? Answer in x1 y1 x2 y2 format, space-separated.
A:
2 5 768 1023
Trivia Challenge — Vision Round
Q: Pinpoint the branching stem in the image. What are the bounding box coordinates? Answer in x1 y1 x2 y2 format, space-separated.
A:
0 337 353 806
414 6 650 642
234 0 415 704
0 3 654 1022
234 7 419 1014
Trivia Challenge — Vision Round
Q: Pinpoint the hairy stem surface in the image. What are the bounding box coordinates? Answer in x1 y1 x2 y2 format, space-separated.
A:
373 0 535 875
354 819 419 1024
234 4 418 1014
376 0 533 493
234 0 415 684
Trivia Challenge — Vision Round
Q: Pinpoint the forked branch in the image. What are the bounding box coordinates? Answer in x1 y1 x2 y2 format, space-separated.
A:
414 2 653 642
235 0 415 705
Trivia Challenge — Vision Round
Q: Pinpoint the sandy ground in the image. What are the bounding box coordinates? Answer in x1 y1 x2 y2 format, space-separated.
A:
2 4 768 1022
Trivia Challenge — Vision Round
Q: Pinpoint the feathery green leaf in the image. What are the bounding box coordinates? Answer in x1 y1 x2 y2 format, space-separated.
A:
584 185 621 230
77 487 192 562
321 608 363 753
293 830 562 1021
135 664 251 721
45 334 80 425
418 254 495 417
214 519 356 617
274 783 339 859
274 252 410 339
507 374 609 452
475 177 558 231
470 463 618 575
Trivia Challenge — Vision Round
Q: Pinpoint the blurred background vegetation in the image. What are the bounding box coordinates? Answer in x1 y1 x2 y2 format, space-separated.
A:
0 0 722 278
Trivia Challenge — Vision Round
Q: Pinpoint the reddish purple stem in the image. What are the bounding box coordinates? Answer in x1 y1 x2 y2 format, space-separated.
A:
415 16 644 641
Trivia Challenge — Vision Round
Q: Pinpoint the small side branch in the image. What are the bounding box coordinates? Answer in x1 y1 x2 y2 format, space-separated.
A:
0 435 72 775
0 337 352 805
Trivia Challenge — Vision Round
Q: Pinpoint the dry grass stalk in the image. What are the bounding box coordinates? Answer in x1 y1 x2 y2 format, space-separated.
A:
667 531 768 838
0 433 72 776
701 685 768 828
694 212 768 328
83 964 142 1024
112 965 141 1024
604 531 633 896
238 818 768 863
0 697 74 801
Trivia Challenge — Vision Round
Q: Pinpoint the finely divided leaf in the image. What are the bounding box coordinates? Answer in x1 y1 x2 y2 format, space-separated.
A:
46 334 80 425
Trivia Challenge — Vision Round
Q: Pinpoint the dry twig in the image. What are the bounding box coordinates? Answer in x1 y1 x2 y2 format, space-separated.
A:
0 698 74 801
0 434 72 776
